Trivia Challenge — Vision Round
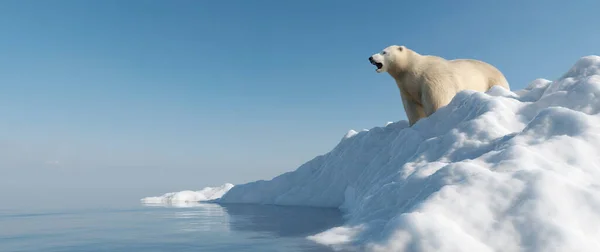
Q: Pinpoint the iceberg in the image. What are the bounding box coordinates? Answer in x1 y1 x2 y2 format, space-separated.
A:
215 56 600 251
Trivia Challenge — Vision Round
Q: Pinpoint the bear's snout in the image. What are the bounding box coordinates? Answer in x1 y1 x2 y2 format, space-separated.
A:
369 56 383 71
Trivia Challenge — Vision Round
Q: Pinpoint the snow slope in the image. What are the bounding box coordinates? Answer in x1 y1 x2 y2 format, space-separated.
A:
215 56 600 252
141 183 234 206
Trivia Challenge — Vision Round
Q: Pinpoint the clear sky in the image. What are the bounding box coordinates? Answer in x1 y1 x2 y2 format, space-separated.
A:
1 0 599 205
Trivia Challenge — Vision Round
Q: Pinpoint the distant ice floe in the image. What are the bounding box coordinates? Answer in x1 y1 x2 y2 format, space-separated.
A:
141 183 234 207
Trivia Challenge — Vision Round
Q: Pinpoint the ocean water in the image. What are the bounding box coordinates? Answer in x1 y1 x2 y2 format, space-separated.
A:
0 201 345 252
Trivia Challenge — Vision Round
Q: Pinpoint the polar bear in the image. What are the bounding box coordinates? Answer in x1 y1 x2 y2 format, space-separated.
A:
368 45 510 126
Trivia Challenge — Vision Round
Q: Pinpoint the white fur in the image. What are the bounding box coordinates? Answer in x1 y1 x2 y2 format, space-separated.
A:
369 45 510 126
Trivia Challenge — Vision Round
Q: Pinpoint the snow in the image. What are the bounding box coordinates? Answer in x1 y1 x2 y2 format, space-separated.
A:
214 55 600 251
141 55 600 251
140 183 234 206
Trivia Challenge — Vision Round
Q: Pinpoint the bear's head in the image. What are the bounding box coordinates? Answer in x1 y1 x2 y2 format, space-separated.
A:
368 45 408 74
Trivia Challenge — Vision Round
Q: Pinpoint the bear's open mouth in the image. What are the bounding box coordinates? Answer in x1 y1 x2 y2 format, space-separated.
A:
370 61 383 70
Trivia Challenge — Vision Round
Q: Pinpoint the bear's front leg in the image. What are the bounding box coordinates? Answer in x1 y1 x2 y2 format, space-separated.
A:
421 85 454 117
400 90 426 126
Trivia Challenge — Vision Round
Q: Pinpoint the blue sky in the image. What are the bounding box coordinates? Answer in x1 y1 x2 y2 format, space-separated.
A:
1 1 599 204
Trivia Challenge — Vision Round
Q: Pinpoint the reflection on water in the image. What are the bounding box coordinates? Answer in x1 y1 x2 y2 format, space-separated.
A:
141 201 346 251
142 201 345 237
220 203 345 238
143 202 232 233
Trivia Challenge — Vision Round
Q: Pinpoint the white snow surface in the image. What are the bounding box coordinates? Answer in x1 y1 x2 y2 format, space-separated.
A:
141 183 234 205
215 56 600 252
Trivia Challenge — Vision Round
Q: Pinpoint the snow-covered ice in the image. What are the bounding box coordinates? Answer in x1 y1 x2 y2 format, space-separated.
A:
143 55 600 251
215 56 600 251
141 183 234 206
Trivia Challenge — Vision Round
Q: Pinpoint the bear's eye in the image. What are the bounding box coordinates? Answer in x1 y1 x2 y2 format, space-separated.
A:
381 51 386 55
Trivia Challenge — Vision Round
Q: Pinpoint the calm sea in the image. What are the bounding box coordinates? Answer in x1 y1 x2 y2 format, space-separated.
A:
0 200 345 252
